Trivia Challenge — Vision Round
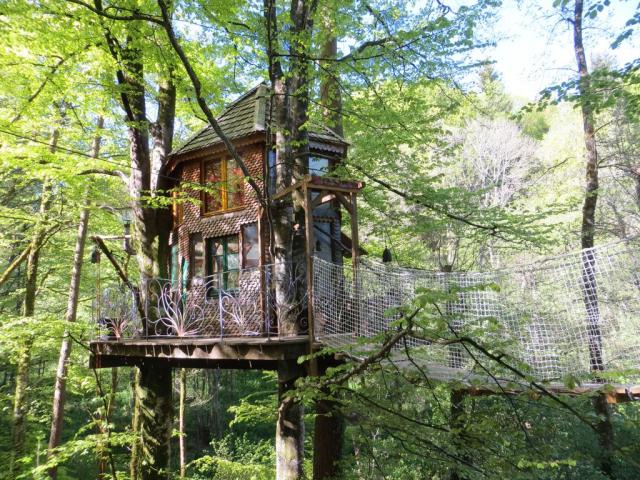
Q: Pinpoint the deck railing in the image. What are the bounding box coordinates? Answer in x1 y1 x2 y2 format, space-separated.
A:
93 263 308 340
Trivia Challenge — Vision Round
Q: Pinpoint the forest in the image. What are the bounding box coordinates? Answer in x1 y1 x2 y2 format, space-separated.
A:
1 0 640 478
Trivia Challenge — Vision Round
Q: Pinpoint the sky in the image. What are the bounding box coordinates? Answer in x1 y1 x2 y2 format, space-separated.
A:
490 0 639 100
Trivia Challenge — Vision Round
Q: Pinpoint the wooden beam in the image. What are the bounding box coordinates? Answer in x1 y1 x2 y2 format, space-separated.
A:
304 183 317 372
272 178 307 201
350 192 359 267
333 191 353 216
311 191 336 209
89 336 310 369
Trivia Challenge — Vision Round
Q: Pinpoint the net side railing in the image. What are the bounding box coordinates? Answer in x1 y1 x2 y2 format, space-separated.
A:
313 239 640 380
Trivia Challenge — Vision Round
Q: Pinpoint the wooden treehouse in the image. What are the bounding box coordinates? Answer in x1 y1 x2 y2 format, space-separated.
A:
89 87 640 474
90 84 363 371
87 82 640 480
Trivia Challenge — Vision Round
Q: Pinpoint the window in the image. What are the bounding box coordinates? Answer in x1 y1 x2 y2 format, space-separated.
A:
203 157 245 214
170 243 179 285
267 150 277 195
308 156 330 175
172 189 184 227
189 233 204 285
206 235 239 291
242 223 260 268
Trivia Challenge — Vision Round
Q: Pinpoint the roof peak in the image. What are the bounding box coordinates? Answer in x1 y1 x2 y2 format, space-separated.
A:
222 81 268 112
170 82 347 159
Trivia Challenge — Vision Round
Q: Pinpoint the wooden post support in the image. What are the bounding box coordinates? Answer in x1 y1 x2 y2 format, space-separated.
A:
349 192 359 268
304 183 316 361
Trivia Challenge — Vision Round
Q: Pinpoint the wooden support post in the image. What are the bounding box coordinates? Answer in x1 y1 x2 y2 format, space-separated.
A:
276 360 305 480
349 192 359 267
304 183 316 363
349 192 360 337
138 362 173 480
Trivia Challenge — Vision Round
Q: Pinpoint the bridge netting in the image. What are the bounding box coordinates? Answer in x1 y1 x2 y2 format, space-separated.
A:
312 238 640 381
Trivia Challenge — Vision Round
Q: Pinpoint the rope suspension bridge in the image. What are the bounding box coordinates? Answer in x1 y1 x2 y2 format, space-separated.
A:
93 238 640 399
314 238 640 387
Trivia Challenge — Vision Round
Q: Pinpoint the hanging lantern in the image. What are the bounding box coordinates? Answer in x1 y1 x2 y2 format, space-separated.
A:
90 245 101 264
121 210 135 255
382 247 392 263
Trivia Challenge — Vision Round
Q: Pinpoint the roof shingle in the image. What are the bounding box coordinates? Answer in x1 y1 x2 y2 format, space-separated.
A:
171 83 347 158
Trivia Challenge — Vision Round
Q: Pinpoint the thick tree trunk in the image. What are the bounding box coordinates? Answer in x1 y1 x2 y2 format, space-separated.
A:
572 1 613 476
10 131 57 477
313 359 344 480
47 117 103 479
314 24 345 478
95 8 178 476
138 362 173 480
276 360 305 480
319 22 343 138
313 398 344 480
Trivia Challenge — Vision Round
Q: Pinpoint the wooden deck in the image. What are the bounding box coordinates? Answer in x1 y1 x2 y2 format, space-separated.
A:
89 335 311 370
90 335 640 403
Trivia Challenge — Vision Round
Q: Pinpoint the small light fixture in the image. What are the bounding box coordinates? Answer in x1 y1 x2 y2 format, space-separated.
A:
90 245 101 264
121 210 135 255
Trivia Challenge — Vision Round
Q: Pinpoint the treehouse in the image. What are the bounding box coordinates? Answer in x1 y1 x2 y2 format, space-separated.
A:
90 83 364 369
89 85 640 405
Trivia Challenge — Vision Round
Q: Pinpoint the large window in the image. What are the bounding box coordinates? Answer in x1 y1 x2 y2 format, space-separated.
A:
206 235 239 291
203 158 245 214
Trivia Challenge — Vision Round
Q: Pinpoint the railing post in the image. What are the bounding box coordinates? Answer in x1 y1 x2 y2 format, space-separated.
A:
350 192 361 340
144 279 149 338
218 271 224 340
262 266 269 337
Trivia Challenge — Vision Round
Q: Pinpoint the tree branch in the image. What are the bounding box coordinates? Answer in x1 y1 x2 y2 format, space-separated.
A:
156 0 265 207
66 0 162 24
350 164 500 234
79 168 128 183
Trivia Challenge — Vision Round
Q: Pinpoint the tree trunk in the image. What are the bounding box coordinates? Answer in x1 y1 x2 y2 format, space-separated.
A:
130 368 142 480
314 24 345 477
179 368 187 479
10 130 58 477
138 362 173 480
276 360 305 480
313 358 344 480
572 1 613 476
319 18 343 138
47 117 103 479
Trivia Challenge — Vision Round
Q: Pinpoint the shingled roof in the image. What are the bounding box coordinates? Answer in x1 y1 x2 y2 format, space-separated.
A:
170 83 347 158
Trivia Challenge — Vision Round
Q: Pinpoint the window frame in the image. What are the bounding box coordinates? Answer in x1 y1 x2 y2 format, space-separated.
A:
188 233 205 287
201 156 245 216
206 234 240 294
241 222 260 269
172 189 184 228
308 155 332 176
